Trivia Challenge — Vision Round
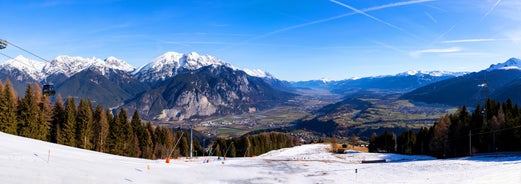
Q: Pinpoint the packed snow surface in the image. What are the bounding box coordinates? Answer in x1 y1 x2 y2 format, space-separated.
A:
1 132 521 184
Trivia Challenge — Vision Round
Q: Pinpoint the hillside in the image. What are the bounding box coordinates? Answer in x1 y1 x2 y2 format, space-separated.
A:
1 132 521 183
402 58 521 106
123 65 295 121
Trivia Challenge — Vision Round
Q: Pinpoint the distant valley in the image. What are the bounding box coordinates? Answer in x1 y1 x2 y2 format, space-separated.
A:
2 54 521 140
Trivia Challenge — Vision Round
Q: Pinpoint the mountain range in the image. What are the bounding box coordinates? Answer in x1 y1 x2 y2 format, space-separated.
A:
291 70 466 94
0 52 284 120
402 58 521 106
2 52 521 121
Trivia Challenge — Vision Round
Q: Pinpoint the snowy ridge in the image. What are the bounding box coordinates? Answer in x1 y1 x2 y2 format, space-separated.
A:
396 70 466 77
103 56 135 72
307 70 466 83
1 52 273 83
242 68 272 78
133 52 269 82
0 55 135 80
0 55 45 80
44 55 135 77
487 57 521 71
133 52 231 81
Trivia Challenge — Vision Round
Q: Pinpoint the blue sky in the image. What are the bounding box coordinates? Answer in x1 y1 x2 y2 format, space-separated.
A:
1 0 521 81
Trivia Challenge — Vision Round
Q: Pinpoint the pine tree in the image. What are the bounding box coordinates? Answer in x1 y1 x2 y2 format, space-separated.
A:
0 79 18 134
229 143 237 157
131 111 145 157
397 130 416 154
92 104 109 152
430 114 451 158
62 97 77 147
18 84 44 140
119 109 135 157
34 83 52 142
51 95 65 144
76 99 93 149
413 127 430 155
182 135 190 156
108 109 124 155
140 123 154 159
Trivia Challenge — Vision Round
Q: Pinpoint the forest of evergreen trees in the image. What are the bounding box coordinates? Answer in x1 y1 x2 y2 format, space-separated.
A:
211 132 300 157
369 99 521 158
0 80 299 159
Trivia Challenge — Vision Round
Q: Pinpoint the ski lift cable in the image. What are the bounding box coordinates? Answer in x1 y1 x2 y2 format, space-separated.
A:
0 39 50 62
0 39 56 96
0 52 17 60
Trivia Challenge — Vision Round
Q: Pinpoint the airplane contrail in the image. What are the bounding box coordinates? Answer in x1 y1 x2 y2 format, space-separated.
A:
248 0 434 41
482 0 502 21
330 0 419 39
215 0 433 51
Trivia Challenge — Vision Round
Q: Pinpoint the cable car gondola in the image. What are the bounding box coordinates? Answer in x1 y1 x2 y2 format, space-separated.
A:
0 39 56 96
0 40 7 49
42 83 56 96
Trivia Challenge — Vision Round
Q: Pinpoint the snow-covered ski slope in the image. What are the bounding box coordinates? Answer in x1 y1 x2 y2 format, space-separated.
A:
1 131 521 184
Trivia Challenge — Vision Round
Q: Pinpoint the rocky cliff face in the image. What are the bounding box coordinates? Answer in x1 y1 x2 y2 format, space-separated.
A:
124 65 295 121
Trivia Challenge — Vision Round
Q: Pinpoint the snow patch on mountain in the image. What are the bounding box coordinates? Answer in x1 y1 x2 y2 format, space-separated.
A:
0 55 45 80
242 68 271 78
103 56 134 72
0 55 136 81
134 52 271 82
42 55 135 78
487 58 521 71
397 70 466 77
134 52 224 81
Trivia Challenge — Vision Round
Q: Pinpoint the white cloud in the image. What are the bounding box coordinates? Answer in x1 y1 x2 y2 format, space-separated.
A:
442 39 497 43
410 47 462 57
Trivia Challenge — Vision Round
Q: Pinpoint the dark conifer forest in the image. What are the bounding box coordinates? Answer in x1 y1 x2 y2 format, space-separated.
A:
0 80 297 159
370 98 521 158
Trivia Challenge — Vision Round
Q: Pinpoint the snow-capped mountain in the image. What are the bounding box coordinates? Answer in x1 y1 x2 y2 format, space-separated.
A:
397 70 466 77
133 52 274 82
0 55 45 80
291 70 464 93
403 57 521 106
133 52 228 82
1 52 272 83
43 55 134 78
0 55 135 81
486 57 521 71
0 51 286 120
